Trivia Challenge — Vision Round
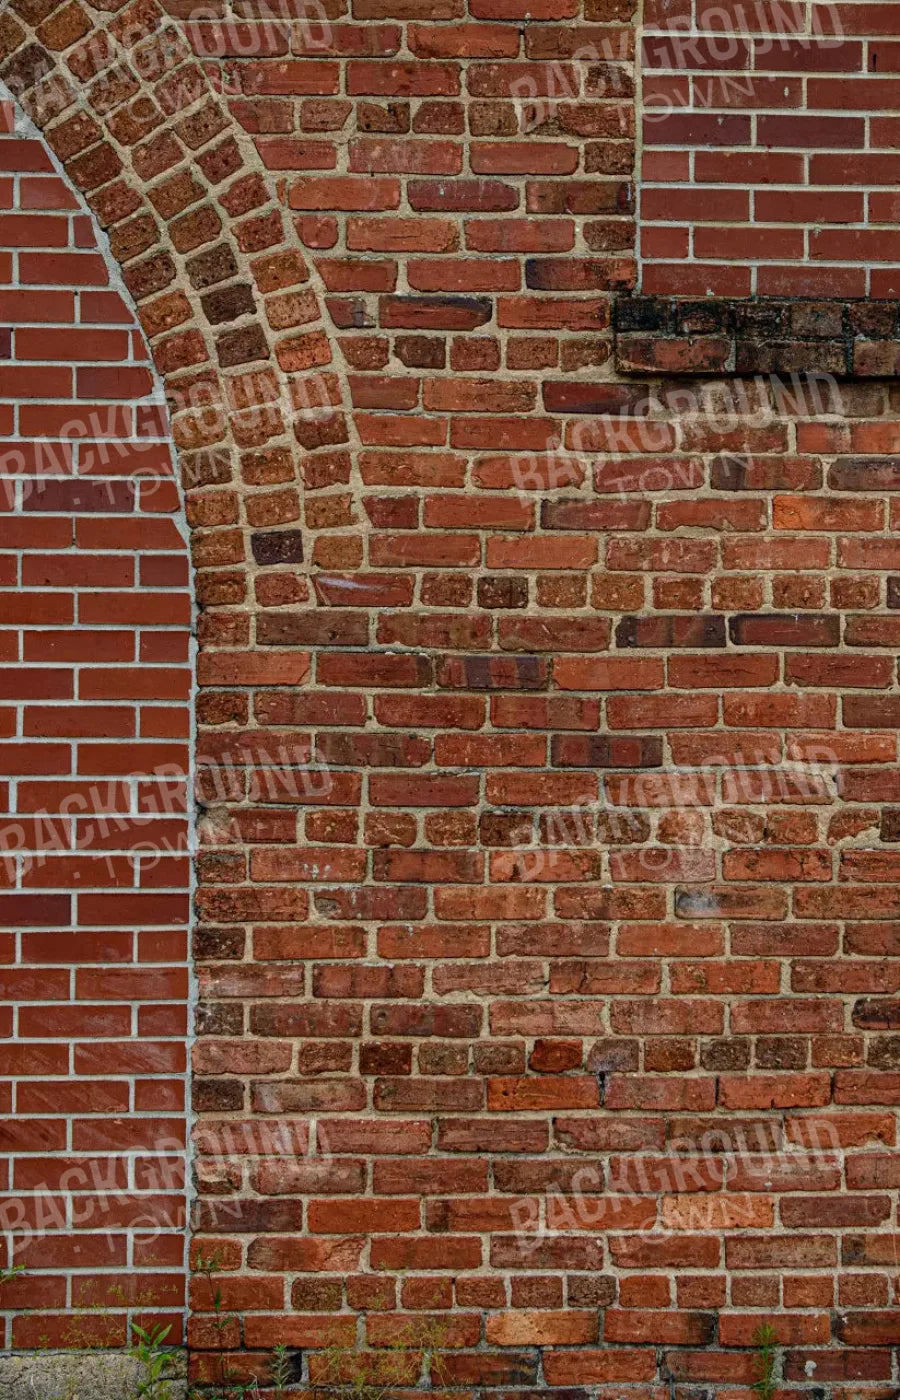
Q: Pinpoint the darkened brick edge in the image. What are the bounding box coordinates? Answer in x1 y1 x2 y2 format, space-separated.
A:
614 296 900 377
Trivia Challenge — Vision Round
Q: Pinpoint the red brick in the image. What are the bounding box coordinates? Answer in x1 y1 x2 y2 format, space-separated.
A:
2 8 898 1377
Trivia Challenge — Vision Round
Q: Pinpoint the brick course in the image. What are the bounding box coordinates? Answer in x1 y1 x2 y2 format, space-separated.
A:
0 0 898 1388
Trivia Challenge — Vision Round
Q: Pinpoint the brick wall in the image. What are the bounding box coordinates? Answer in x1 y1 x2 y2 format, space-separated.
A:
0 106 192 1347
640 1 900 296
0 0 899 1389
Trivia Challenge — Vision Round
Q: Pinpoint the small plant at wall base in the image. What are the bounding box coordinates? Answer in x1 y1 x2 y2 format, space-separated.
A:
188 1253 296 1398
315 1318 450 1400
132 1322 183 1400
185 1343 296 1399
3 1260 288 1400
270 1345 292 1398
191 1251 253 1399
752 1324 780 1400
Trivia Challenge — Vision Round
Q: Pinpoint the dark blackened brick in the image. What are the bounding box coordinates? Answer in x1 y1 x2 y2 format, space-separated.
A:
477 577 528 609
251 530 304 565
202 283 256 325
613 296 670 333
675 299 732 335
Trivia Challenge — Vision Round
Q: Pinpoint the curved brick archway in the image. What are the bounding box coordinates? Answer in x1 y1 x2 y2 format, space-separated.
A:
2 0 900 1392
0 0 358 580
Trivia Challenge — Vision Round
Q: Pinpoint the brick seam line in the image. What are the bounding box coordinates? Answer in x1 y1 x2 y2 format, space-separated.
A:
634 0 645 291
0 70 197 1334
0 0 374 1331
0 0 224 1335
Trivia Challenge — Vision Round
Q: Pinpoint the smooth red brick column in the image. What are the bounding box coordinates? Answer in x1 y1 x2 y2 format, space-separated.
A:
0 107 192 1348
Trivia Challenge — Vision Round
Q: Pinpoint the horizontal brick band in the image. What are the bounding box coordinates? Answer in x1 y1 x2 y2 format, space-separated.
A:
615 297 900 377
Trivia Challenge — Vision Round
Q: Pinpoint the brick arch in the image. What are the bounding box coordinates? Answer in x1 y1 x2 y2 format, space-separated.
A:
0 0 359 611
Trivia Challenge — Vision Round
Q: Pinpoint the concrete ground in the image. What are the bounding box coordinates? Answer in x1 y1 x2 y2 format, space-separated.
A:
0 1349 188 1399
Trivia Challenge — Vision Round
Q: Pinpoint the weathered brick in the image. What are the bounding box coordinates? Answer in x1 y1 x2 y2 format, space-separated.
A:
2 8 899 1386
